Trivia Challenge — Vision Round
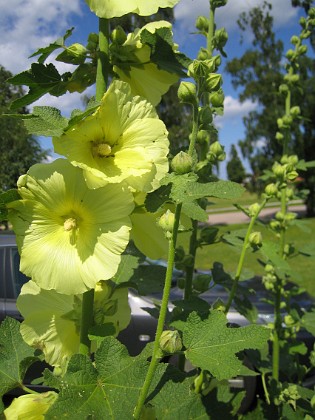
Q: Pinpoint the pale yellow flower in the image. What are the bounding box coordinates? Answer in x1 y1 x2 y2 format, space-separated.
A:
17 280 131 371
4 391 58 420
53 80 169 192
86 0 180 18
8 159 134 295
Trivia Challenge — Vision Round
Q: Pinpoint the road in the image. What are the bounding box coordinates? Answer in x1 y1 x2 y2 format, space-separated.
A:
207 204 306 225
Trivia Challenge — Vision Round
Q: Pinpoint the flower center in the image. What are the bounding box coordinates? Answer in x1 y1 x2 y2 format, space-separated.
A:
64 217 77 231
92 142 112 158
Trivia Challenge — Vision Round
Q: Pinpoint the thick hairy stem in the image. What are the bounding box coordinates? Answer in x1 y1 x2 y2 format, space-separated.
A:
184 219 198 300
133 204 182 419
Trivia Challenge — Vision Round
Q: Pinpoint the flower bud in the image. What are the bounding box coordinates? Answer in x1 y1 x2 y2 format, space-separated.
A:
265 263 275 274
211 0 228 8
159 330 182 354
298 45 308 55
279 84 289 94
265 183 278 197
282 115 293 127
177 81 197 104
193 274 212 292
157 210 175 234
195 16 209 32
272 162 286 178
205 73 222 92
210 90 225 107
199 106 213 126
275 131 284 141
270 220 281 231
200 226 218 243
177 277 186 289
111 26 127 45
286 49 295 60
212 298 225 311
171 151 193 174
248 203 260 217
197 47 211 60
284 212 297 222
87 32 99 50
249 231 262 247
275 211 285 221
197 129 210 144
286 170 299 181
290 106 301 117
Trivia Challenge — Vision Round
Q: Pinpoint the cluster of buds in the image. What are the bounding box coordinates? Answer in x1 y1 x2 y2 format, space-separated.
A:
207 141 226 163
271 155 299 183
262 263 278 292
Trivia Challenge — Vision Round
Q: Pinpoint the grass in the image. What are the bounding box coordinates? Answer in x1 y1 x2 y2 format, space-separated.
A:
177 217 315 297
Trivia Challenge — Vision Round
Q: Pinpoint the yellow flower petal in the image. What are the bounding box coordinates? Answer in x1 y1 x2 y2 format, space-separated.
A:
53 81 169 192
4 392 58 420
86 0 180 18
8 159 134 295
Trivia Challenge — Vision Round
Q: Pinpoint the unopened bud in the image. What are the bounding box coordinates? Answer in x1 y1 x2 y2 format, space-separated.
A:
171 151 193 174
193 274 212 292
195 16 209 32
111 26 127 45
265 183 278 197
159 330 182 354
248 203 260 217
286 170 299 181
249 231 262 247
205 73 222 92
210 90 224 107
197 47 211 60
178 81 197 104
158 210 175 234
199 106 213 126
197 129 210 144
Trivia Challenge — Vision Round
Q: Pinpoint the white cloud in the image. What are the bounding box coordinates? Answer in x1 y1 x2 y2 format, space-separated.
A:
215 95 257 127
174 0 298 41
0 0 82 74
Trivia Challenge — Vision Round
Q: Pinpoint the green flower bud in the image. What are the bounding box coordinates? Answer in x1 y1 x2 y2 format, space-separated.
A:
275 131 284 141
211 0 228 8
205 73 222 92
210 90 225 107
284 73 300 84
87 32 99 50
275 211 285 221
249 231 262 247
290 106 301 117
284 212 297 222
277 118 284 129
171 151 193 174
265 263 275 274
195 16 209 32
286 170 299 181
265 183 278 197
287 155 299 165
200 226 218 244
279 84 289 94
199 106 213 126
214 28 228 45
175 246 185 261
282 115 293 127
286 188 294 199
212 298 226 311
159 330 182 354
298 45 308 55
248 203 260 217
111 26 127 45
158 210 175 234
209 140 224 156
197 47 211 60
272 162 286 178
290 35 300 45
193 274 212 292
286 49 295 60
177 81 197 104
197 129 210 144
270 220 281 231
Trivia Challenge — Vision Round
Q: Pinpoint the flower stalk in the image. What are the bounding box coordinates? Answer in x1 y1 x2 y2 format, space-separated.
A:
133 203 182 419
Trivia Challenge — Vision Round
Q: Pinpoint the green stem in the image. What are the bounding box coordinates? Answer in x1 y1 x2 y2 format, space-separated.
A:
133 204 182 419
188 104 199 156
184 219 198 300
225 199 268 314
207 6 215 55
79 289 95 355
21 385 39 395
96 18 110 101
261 373 270 405
272 285 281 381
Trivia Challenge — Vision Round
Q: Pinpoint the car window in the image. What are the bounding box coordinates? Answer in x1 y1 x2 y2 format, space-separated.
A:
10 248 29 298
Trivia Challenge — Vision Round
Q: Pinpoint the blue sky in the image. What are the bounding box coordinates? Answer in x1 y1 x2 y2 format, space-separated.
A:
0 0 307 178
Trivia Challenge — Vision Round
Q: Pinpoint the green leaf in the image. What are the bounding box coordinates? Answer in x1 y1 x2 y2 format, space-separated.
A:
29 28 74 63
45 337 166 419
0 189 20 219
186 180 245 200
173 311 270 380
301 309 315 335
145 184 172 213
140 27 190 76
0 317 39 396
130 264 167 295
8 63 68 109
23 106 68 137
66 101 100 131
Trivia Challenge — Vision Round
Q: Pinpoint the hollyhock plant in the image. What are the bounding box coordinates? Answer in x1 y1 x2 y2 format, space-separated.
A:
7 159 134 295
113 21 179 105
86 0 180 18
17 280 131 371
53 80 169 192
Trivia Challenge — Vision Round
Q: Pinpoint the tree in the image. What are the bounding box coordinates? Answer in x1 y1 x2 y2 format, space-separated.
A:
226 144 246 184
225 1 315 215
0 65 47 191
